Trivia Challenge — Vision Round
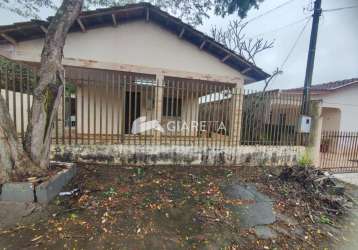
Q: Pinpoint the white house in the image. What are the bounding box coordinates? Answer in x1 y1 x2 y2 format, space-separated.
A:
0 3 268 145
0 4 309 168
285 78 358 132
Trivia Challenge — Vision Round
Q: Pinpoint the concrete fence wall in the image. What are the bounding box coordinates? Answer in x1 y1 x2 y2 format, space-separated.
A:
51 144 305 167
49 101 322 169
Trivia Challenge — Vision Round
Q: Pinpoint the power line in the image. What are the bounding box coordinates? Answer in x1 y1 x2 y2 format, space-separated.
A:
280 18 311 70
250 3 358 45
250 16 311 38
323 5 358 13
268 18 311 88
241 0 297 26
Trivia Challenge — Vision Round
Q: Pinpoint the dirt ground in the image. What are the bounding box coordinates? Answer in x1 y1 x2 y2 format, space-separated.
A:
1 164 358 249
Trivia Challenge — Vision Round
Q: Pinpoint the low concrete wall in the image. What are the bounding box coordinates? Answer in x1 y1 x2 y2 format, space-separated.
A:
0 163 76 203
51 144 305 167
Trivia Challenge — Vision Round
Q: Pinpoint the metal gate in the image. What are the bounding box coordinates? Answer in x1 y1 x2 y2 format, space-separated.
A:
320 131 358 172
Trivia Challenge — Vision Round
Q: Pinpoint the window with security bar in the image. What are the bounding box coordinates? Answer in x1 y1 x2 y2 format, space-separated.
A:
163 97 182 117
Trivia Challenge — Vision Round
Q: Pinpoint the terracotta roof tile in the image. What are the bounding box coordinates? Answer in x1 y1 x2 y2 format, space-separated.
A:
285 78 358 93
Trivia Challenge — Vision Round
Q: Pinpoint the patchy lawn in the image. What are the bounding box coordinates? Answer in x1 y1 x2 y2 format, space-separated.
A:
1 164 358 249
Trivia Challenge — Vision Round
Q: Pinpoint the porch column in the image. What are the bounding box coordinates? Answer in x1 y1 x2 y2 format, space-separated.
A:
230 81 244 146
154 74 164 139
56 94 65 141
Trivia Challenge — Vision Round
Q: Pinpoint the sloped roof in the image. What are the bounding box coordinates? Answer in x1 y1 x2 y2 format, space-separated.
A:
284 78 358 94
0 2 269 83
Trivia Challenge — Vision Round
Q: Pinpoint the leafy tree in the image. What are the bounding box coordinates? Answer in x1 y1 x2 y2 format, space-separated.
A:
1 0 265 25
214 0 264 18
0 0 265 183
0 0 56 18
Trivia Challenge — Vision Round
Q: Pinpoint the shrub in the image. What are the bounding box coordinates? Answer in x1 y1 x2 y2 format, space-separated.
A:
298 151 313 167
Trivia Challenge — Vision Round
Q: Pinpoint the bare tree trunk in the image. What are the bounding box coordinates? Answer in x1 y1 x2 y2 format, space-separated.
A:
0 95 42 183
24 0 83 169
0 0 83 183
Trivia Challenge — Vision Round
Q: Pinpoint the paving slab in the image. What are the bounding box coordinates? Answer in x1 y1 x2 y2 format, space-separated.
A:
0 201 36 228
222 183 276 228
223 183 272 202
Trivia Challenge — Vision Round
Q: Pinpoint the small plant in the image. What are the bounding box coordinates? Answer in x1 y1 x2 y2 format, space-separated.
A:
103 187 117 197
281 185 290 196
69 213 78 220
298 151 313 167
319 214 333 225
136 167 144 177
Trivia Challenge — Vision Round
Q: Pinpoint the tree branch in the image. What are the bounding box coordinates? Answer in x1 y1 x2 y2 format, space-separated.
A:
211 19 274 65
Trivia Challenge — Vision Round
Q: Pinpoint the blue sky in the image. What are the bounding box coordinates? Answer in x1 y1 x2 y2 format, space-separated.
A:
0 0 357 90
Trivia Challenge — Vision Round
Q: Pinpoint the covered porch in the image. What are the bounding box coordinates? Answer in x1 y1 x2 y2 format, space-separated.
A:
55 65 243 147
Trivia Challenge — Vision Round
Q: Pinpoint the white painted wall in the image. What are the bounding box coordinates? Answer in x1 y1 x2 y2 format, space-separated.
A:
321 107 341 131
0 89 32 134
76 84 199 136
1 84 199 137
76 85 123 135
312 85 358 132
12 20 242 80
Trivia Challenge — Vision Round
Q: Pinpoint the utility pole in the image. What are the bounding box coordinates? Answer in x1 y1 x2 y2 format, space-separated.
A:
301 0 322 115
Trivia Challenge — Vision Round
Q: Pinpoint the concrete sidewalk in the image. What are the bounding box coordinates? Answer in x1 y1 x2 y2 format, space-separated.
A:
334 173 358 186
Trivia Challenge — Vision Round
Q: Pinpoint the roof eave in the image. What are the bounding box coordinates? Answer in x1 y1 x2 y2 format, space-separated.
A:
0 3 269 83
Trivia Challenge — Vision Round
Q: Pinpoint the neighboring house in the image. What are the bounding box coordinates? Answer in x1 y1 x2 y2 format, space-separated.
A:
240 90 303 144
285 78 358 132
199 90 304 145
0 3 268 145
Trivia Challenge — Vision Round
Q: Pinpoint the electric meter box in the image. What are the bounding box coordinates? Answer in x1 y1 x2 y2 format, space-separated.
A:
298 115 312 133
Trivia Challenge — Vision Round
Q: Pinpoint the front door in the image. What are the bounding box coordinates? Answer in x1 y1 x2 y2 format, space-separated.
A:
125 91 141 134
